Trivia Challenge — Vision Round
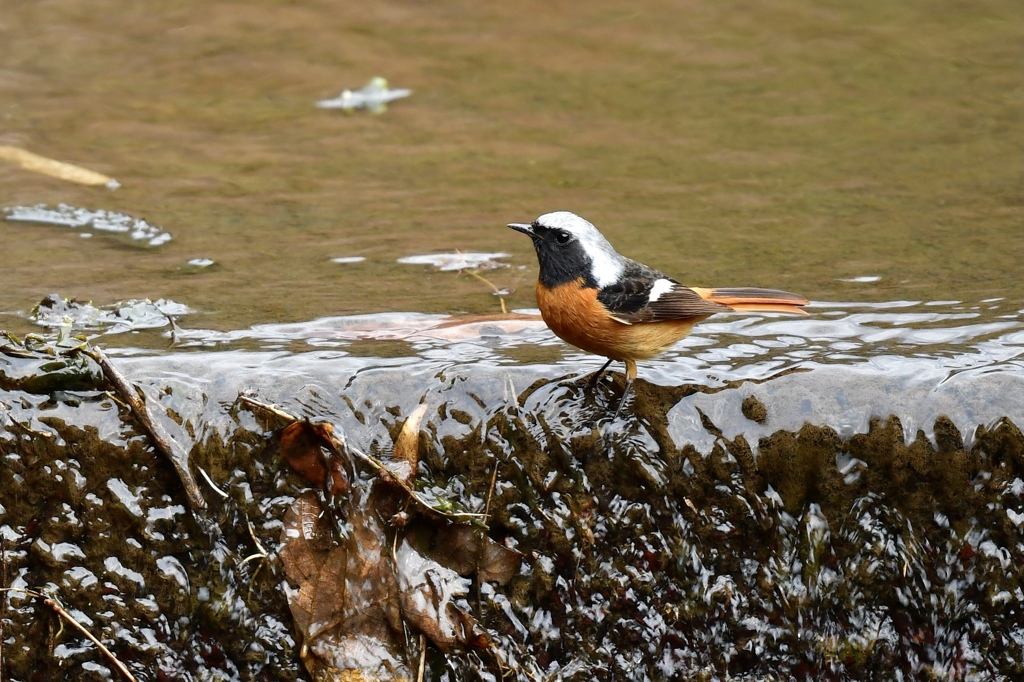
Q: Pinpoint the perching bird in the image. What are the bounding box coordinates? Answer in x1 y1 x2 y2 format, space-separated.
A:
508 211 809 420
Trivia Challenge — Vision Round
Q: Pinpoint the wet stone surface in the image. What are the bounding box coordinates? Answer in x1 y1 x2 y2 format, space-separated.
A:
1 332 1023 681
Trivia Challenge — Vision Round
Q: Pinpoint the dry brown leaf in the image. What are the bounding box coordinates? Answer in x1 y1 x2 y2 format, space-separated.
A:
0 145 118 187
280 492 410 681
274 403 505 677
395 538 490 652
280 493 502 678
391 403 428 483
424 525 522 586
279 421 349 496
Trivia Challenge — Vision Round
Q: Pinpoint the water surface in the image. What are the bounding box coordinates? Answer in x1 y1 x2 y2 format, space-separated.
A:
1 1 1023 680
1 0 1021 334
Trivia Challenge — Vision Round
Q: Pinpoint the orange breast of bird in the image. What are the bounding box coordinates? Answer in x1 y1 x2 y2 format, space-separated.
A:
536 279 704 362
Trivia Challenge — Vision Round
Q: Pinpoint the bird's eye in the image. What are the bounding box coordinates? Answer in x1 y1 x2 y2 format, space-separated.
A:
555 231 572 245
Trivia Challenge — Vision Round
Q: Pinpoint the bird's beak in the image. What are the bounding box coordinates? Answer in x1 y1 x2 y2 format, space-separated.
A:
507 222 535 236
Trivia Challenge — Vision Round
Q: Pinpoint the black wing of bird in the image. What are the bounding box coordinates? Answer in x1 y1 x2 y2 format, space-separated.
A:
595 259 733 324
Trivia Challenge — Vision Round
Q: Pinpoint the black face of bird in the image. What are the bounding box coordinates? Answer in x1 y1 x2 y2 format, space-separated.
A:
509 221 596 289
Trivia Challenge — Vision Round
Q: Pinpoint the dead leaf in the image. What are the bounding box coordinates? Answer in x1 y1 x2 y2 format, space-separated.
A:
280 492 410 681
273 406 505 677
391 403 428 484
429 525 522 586
395 538 489 652
280 421 349 496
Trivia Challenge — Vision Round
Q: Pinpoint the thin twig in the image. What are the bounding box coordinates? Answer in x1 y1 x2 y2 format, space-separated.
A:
505 377 519 411
81 347 206 510
161 310 180 347
245 517 269 558
416 634 426 682
463 270 508 314
240 516 272 603
239 515 269 570
1 540 6 681
1 413 54 440
0 588 138 682
197 467 229 500
345 443 484 524
236 394 295 422
483 459 500 527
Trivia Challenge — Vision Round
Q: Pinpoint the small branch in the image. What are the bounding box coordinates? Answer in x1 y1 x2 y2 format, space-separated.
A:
245 517 269 559
80 347 206 511
416 634 426 682
483 458 500 527
1 408 54 440
1 540 6 681
0 588 138 682
236 393 295 422
504 376 519 411
346 441 485 525
197 467 229 500
161 310 181 347
463 270 508 314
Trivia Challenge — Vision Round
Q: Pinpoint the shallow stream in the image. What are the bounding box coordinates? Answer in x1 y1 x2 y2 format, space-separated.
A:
2 1 1023 680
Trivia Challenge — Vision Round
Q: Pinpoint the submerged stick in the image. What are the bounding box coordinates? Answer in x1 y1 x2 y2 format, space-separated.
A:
82 348 207 511
463 269 508 314
348 440 484 525
0 588 138 681
43 595 139 681
1 541 6 681
416 634 426 682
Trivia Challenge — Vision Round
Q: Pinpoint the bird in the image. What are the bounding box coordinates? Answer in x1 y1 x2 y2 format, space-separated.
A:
508 211 809 420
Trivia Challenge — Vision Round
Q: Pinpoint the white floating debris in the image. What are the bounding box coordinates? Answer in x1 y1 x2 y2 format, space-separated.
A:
330 256 366 264
30 294 192 333
837 275 881 283
397 252 510 272
316 77 411 113
187 258 215 268
3 204 172 247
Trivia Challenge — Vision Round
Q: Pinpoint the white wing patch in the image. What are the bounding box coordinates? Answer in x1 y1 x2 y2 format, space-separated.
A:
647 278 675 302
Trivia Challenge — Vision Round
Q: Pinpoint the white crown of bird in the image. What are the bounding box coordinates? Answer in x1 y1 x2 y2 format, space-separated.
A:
533 211 625 287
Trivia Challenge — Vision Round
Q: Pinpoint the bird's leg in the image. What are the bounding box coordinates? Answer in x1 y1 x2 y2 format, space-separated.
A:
587 358 615 389
610 359 637 421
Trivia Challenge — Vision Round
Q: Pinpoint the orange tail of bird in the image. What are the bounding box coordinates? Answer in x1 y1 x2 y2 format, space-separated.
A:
691 286 810 315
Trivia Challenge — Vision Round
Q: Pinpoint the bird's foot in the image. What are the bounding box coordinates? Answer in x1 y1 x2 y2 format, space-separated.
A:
586 358 615 390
